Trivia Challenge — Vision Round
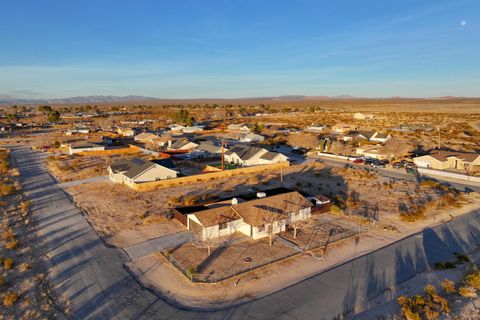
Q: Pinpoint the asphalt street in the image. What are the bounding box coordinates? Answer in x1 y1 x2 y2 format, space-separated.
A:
13 146 480 320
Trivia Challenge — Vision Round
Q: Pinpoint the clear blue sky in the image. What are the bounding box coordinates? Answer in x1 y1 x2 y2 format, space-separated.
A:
0 0 479 99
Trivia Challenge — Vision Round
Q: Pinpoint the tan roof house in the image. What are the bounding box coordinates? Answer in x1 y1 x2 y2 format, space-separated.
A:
332 123 358 134
184 191 313 241
413 150 480 172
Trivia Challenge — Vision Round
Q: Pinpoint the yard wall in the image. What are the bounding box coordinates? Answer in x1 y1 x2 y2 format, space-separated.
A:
131 161 290 191
418 168 480 183
317 152 351 161
77 146 141 156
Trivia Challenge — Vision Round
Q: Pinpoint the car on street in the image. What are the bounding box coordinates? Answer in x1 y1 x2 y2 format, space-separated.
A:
353 158 364 164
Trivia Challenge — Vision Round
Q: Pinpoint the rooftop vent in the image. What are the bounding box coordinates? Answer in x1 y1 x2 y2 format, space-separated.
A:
256 192 267 199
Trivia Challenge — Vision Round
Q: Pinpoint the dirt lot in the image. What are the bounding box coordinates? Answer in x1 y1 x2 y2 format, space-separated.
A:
166 233 297 282
280 213 362 251
46 152 149 182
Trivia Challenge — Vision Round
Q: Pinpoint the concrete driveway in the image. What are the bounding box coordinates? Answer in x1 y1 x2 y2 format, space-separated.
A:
124 231 193 260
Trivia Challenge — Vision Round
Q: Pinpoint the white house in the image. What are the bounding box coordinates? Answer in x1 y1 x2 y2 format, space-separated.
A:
224 145 288 166
238 133 265 143
370 132 392 143
228 123 250 132
184 191 313 241
108 158 178 187
306 123 326 132
168 139 199 151
353 113 374 120
134 132 161 144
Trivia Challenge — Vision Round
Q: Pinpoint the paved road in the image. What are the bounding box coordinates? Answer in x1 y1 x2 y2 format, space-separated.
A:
13 146 480 319
124 231 193 260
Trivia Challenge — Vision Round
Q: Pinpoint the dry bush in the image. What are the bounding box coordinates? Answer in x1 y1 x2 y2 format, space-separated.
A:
0 184 16 196
1 228 15 241
3 291 18 307
440 278 456 294
459 286 477 298
397 284 450 320
5 239 18 250
3 257 14 270
464 267 480 289
18 262 30 273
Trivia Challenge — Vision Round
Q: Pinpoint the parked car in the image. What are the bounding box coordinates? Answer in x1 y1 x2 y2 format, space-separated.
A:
353 158 364 164
366 159 385 168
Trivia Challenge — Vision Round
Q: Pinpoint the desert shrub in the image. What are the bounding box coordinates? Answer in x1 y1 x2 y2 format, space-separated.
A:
3 258 14 270
444 261 457 269
186 266 197 280
330 205 341 214
19 200 32 211
400 205 426 222
464 267 480 289
397 284 449 320
5 239 18 250
18 263 30 272
459 286 477 298
440 279 456 294
434 262 444 270
455 252 472 263
1 228 14 241
0 184 16 196
2 291 18 307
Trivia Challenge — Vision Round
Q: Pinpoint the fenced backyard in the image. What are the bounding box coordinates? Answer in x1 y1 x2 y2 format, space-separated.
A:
159 213 367 283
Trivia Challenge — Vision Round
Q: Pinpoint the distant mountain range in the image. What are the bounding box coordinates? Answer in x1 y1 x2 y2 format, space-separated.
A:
0 94 477 105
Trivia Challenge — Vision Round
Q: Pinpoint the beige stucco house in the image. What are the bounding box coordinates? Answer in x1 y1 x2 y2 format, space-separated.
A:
413 150 480 173
224 145 288 166
108 158 178 187
184 191 313 241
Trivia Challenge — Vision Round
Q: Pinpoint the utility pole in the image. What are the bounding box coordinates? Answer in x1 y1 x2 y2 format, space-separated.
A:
221 138 225 171
280 167 283 186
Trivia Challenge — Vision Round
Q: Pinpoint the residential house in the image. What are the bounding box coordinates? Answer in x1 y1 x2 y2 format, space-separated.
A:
68 142 105 155
342 130 377 142
413 150 480 173
117 127 136 137
134 132 161 144
182 191 313 241
196 141 225 157
108 158 178 186
168 139 199 151
224 144 288 166
227 123 250 132
332 123 358 134
238 133 265 143
353 113 374 120
355 145 390 160
306 123 326 132
370 132 392 143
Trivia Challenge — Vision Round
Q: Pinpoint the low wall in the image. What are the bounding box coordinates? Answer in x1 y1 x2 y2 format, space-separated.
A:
317 152 350 161
131 161 290 191
78 146 141 156
418 168 480 183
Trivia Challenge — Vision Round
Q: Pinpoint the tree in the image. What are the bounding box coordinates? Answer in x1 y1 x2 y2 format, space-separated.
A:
47 110 61 123
38 105 52 113
172 109 195 126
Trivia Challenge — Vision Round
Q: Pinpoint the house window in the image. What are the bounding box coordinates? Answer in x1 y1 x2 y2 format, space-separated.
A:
219 222 228 230
257 224 265 232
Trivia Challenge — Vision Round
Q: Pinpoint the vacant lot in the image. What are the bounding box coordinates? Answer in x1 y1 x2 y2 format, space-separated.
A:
46 152 147 182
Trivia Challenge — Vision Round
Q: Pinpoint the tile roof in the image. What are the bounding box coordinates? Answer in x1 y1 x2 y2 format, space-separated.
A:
232 191 313 227
428 150 480 163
